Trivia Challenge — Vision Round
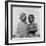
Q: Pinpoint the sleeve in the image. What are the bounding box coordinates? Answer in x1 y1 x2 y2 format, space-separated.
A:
33 23 38 31
34 23 37 28
30 23 38 31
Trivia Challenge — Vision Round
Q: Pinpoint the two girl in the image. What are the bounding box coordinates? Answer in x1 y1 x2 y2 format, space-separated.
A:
16 12 38 38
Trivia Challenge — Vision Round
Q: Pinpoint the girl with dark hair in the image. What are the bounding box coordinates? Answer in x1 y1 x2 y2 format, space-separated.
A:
27 14 38 37
16 12 28 38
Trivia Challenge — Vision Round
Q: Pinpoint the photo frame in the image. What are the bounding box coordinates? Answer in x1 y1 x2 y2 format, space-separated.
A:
5 1 45 45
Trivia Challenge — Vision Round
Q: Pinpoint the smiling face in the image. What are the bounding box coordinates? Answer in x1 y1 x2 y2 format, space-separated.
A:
28 15 34 23
20 13 26 22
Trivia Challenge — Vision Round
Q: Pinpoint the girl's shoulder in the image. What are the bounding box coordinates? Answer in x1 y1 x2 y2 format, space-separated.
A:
28 23 36 26
33 23 37 28
28 23 37 28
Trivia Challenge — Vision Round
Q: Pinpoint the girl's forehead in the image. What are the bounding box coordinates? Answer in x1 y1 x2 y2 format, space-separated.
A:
29 15 34 18
30 16 32 17
29 16 33 19
20 15 26 18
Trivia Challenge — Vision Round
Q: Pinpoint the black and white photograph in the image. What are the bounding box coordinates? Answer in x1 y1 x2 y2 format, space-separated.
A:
11 6 40 39
5 1 45 45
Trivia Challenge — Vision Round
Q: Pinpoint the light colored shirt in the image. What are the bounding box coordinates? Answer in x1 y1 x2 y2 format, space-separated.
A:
15 22 28 38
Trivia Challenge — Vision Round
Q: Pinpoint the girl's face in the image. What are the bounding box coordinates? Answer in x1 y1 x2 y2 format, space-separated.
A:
20 13 26 22
28 15 34 23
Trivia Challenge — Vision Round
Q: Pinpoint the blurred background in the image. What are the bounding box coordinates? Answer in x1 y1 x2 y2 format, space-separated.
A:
0 0 46 46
